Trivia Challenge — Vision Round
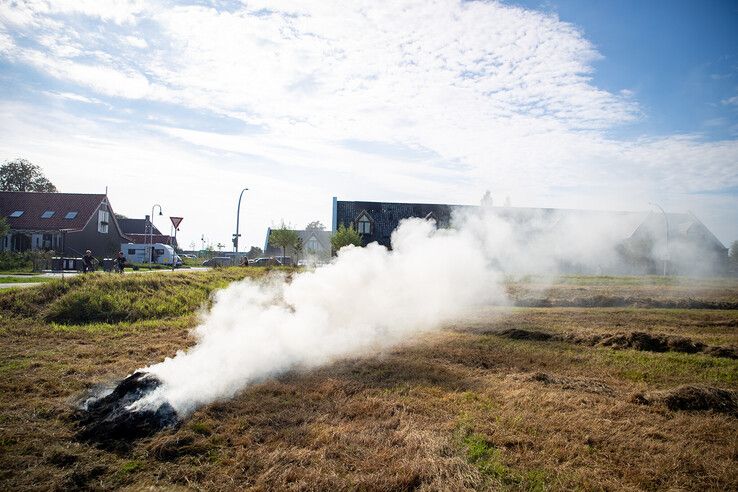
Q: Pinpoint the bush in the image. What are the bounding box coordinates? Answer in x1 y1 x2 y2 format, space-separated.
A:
0 251 52 272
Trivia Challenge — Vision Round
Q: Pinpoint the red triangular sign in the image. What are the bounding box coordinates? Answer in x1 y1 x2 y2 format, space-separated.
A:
170 216 184 229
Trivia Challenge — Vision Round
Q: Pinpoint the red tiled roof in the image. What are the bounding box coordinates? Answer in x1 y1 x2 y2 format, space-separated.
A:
0 191 106 231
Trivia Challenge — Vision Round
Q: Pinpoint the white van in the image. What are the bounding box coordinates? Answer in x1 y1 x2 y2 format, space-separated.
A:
121 243 182 266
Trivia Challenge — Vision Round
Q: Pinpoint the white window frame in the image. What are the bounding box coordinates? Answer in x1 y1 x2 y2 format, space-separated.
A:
307 237 319 252
98 210 110 234
357 215 371 234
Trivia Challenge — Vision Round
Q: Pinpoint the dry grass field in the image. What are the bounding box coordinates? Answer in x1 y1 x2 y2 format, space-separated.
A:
0 271 736 491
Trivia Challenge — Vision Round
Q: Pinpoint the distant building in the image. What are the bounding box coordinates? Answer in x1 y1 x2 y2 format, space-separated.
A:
118 216 177 248
331 197 728 276
263 228 333 261
0 191 130 257
332 197 460 249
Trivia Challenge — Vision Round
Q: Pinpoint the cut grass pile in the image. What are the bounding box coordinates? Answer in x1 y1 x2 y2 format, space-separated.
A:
0 273 736 490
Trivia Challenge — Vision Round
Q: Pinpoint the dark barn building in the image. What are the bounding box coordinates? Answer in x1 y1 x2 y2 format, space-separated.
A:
331 197 728 275
332 197 462 249
0 191 130 257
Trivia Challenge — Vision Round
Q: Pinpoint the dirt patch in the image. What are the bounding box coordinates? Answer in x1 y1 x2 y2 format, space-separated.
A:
518 371 615 396
514 296 738 310
496 328 553 341
493 328 737 359
596 332 702 353
632 385 738 416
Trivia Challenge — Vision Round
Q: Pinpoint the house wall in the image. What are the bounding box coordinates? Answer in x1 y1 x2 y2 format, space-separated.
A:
64 202 128 257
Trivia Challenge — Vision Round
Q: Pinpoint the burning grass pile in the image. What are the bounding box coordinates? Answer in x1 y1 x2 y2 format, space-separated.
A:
74 371 180 449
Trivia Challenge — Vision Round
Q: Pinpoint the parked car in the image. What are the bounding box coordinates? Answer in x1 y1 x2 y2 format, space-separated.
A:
251 257 281 266
274 256 293 266
202 257 233 267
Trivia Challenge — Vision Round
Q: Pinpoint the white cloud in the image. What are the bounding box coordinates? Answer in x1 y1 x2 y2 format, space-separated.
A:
0 1 736 245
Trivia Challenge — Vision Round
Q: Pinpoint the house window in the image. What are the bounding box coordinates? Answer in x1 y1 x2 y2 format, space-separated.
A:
9 210 23 218
128 249 136 255
98 210 109 233
307 237 319 252
357 215 372 234
64 212 78 219
41 211 55 218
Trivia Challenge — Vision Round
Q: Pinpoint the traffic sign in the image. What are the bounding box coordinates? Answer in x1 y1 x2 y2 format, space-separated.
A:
170 216 183 229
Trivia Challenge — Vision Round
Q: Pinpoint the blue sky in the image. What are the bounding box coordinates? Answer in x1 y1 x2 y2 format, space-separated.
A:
514 0 738 140
0 1 736 247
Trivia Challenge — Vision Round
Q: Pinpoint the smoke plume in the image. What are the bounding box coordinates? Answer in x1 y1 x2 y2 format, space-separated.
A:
110 204 719 420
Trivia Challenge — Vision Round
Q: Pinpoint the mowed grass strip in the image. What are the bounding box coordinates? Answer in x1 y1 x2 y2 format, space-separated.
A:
0 268 289 324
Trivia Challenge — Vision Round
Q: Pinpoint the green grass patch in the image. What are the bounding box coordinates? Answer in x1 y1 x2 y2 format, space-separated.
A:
119 460 144 474
598 348 738 386
455 417 548 491
0 276 52 284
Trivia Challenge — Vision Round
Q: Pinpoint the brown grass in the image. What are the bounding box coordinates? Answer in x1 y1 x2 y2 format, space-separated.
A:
0 275 737 490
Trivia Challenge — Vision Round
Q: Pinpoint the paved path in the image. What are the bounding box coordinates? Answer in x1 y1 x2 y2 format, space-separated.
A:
0 267 212 289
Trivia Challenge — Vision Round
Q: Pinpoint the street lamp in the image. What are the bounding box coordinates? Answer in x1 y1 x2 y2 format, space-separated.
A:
648 202 669 276
148 204 163 269
233 188 248 259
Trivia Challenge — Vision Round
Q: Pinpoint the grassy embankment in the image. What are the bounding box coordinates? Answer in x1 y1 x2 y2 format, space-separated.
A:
0 272 736 490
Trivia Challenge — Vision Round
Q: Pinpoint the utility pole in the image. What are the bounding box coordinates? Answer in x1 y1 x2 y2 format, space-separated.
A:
233 188 248 261
148 204 163 270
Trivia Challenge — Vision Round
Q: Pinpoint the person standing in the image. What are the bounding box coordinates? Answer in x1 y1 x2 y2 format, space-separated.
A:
114 251 127 274
82 250 95 273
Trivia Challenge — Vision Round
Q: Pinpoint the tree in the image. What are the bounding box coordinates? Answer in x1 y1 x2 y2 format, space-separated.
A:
269 223 299 261
0 159 58 192
294 236 304 264
246 246 263 259
330 224 362 253
0 216 9 239
305 220 326 231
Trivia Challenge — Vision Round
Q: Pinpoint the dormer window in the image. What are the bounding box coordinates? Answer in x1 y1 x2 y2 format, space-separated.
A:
357 213 372 235
41 210 55 218
64 211 78 219
9 210 23 218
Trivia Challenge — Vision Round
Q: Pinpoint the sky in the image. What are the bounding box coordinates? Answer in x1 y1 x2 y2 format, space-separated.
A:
0 0 736 251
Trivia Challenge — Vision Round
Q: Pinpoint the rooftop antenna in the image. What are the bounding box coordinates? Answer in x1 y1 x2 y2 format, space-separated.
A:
105 186 108 195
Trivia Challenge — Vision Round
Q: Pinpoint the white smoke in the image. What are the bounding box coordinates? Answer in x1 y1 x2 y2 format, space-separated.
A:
134 205 721 416
138 216 504 415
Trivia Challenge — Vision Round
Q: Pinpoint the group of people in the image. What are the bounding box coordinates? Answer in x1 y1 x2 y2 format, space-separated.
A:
82 250 128 274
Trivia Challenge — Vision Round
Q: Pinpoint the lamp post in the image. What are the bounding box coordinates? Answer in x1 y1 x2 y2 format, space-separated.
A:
233 188 248 260
649 202 669 276
148 204 163 269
